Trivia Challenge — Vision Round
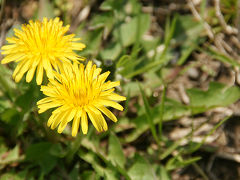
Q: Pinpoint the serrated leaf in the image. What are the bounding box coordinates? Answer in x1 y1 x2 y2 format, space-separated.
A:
100 42 122 60
15 84 38 112
80 29 103 56
90 12 113 29
108 133 125 168
26 142 58 174
128 154 157 180
187 82 240 113
113 14 150 47
78 149 104 176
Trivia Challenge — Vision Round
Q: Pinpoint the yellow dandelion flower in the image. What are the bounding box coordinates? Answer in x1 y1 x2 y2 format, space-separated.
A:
1 17 86 85
37 61 126 136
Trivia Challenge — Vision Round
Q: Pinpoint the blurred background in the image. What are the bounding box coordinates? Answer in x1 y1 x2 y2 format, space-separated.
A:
0 0 240 179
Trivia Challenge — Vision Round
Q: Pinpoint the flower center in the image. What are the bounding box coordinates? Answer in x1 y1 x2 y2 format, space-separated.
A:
66 85 100 108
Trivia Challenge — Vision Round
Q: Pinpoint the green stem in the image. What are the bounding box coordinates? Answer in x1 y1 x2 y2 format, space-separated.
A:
66 134 82 164
158 85 166 142
0 71 14 101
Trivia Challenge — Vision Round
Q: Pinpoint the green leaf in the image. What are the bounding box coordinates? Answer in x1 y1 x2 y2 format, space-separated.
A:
187 82 240 113
0 108 26 137
0 97 11 113
186 116 230 153
0 64 16 101
175 14 206 65
113 14 150 47
104 168 119 180
26 142 58 174
202 47 240 68
128 154 157 180
138 83 159 144
116 55 131 68
78 149 105 177
90 12 114 30
174 15 205 65
108 132 125 168
159 166 171 180
15 83 38 112
0 138 7 158
79 138 130 180
124 98 190 143
49 143 67 158
69 164 80 180
80 171 97 180
0 145 21 166
100 42 122 60
166 155 201 171
0 173 23 180
80 29 103 57
100 0 125 11
0 108 19 123
122 15 176 79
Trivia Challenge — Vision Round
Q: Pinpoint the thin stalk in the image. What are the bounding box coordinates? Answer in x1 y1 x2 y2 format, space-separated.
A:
158 85 166 142
138 82 159 145
192 162 209 180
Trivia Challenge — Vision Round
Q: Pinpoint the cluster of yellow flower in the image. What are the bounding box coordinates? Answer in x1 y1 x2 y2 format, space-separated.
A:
1 17 126 137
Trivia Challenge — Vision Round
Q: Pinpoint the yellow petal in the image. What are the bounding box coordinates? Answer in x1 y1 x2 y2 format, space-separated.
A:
57 108 77 133
72 109 82 136
51 110 69 130
102 81 120 90
71 42 86 50
36 62 44 85
26 65 37 82
47 112 59 127
98 71 110 84
37 97 54 105
93 68 102 78
104 93 126 101
98 106 118 122
14 60 31 82
1 54 26 64
12 61 25 78
97 99 124 111
1 44 17 50
81 110 88 134
100 88 115 96
26 58 40 82
38 101 63 113
85 61 92 76
87 106 107 132
43 58 54 79
85 107 101 132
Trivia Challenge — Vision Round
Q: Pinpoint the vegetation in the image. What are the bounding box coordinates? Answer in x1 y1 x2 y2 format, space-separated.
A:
0 0 240 179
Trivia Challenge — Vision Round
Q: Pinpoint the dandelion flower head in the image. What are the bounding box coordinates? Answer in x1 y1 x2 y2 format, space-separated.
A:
1 17 86 85
37 61 126 136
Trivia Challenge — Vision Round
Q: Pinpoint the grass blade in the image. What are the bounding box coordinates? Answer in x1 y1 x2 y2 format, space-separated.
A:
138 82 159 144
159 85 166 142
